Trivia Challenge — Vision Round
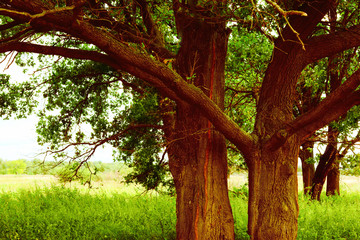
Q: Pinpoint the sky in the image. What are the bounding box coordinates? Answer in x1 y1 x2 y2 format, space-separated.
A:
0 58 114 162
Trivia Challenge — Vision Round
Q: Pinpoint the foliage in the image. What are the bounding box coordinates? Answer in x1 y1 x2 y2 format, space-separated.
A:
54 161 105 188
341 154 360 176
0 159 27 174
229 183 249 200
3 52 172 191
225 27 272 170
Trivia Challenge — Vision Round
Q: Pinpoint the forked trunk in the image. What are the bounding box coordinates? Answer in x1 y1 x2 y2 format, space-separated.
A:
247 35 306 238
248 137 300 240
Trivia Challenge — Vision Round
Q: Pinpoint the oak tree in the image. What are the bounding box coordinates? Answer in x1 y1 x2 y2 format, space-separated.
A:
1 1 360 239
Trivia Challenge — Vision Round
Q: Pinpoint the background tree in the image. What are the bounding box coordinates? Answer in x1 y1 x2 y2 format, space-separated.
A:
1 1 360 239
294 2 360 199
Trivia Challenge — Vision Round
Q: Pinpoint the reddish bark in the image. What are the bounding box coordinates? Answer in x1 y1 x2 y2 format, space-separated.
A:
168 18 235 239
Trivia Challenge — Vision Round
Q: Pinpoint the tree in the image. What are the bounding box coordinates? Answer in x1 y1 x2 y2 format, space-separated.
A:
1 1 360 239
295 2 360 199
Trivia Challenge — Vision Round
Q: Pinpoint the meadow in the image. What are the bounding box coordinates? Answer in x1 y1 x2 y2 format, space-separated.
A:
0 172 359 240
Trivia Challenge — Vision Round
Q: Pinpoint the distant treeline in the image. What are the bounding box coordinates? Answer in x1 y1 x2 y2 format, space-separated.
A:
0 159 125 180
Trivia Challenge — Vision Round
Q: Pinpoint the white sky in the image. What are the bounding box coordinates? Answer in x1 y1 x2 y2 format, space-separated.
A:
0 58 114 162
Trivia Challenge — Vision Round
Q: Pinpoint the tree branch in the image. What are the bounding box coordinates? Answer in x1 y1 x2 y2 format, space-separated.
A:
278 0 335 44
290 70 360 141
0 41 109 62
0 6 75 20
0 2 255 159
266 69 360 151
305 24 360 64
135 0 164 45
0 41 180 101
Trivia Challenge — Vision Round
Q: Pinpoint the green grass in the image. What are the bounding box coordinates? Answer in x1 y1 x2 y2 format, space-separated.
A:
0 175 359 239
0 186 176 240
298 192 360 240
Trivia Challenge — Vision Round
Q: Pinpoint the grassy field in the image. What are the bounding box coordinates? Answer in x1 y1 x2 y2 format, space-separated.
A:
0 173 359 239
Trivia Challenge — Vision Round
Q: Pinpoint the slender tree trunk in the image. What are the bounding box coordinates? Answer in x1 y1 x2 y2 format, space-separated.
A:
168 19 234 239
299 141 315 194
326 1 341 198
310 143 337 200
326 160 340 196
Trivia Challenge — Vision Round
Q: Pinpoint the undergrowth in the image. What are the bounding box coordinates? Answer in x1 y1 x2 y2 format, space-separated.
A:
0 186 176 240
0 186 359 239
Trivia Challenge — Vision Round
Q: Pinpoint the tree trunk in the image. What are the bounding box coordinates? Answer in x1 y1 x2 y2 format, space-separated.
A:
248 137 300 239
168 18 234 239
310 144 337 200
326 3 341 197
299 141 315 194
326 158 340 196
170 106 234 239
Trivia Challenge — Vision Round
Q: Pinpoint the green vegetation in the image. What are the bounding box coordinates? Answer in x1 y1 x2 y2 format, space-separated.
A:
0 176 359 240
298 193 360 240
0 186 176 240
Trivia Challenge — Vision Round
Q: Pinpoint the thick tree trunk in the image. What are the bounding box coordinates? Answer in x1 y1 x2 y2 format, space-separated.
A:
170 105 234 239
168 18 234 239
245 29 307 237
248 138 300 239
299 141 315 194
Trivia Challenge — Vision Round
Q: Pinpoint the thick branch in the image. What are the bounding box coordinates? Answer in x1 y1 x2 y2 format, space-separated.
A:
0 41 180 101
279 0 335 43
0 6 75 20
290 70 360 141
305 24 360 64
0 41 109 62
0 4 255 159
266 70 360 150
66 21 255 158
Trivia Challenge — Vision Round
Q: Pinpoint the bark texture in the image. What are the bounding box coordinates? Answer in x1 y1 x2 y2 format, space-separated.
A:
247 36 304 239
168 18 234 239
248 139 300 239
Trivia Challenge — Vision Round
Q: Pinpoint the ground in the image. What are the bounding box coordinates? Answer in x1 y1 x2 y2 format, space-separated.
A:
1 172 359 193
